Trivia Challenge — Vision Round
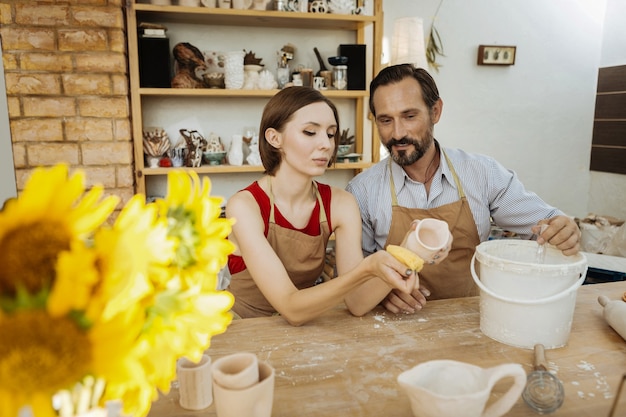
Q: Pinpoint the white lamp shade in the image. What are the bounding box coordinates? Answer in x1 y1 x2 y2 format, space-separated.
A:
390 16 428 68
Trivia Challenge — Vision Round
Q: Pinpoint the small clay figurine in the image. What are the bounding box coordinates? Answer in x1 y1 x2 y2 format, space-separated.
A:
172 43 207 89
180 129 208 167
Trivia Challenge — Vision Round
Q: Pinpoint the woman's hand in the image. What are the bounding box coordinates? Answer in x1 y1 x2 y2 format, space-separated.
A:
364 250 418 295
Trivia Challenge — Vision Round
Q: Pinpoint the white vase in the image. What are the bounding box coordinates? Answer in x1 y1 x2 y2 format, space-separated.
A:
224 51 245 89
228 134 244 166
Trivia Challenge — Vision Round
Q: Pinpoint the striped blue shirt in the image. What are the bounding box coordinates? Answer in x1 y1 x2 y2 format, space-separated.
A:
346 146 563 256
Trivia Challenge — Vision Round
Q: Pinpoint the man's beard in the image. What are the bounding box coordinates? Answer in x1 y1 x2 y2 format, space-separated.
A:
386 124 435 167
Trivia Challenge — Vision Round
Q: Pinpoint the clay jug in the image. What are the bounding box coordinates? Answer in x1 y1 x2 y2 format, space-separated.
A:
398 360 526 417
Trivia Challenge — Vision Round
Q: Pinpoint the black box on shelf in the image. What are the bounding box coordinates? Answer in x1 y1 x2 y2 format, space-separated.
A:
338 44 366 90
138 36 172 88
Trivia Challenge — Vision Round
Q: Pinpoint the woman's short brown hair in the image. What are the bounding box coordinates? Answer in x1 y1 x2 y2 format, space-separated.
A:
259 86 340 175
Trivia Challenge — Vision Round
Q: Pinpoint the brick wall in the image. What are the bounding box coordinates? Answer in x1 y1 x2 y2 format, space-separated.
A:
0 0 135 207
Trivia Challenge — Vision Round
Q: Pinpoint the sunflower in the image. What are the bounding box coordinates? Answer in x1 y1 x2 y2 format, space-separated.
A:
0 166 236 417
0 164 119 298
155 170 236 290
140 170 235 396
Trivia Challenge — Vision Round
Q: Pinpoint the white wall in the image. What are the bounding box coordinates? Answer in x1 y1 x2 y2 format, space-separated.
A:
383 0 613 219
588 0 626 219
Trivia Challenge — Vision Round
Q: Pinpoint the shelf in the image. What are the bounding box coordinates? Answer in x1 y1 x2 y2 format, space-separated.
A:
127 0 383 196
134 3 376 30
140 161 372 176
139 88 369 98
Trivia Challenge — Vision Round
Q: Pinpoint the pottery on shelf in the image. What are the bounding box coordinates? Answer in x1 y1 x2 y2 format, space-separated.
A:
242 65 263 90
224 51 245 89
204 72 225 88
227 134 244 166
180 129 208 168
203 151 227 165
337 144 351 156
143 127 171 158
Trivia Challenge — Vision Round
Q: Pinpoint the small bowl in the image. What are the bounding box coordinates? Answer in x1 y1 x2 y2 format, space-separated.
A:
203 151 227 165
328 56 348 66
337 144 351 156
338 153 361 163
204 72 225 89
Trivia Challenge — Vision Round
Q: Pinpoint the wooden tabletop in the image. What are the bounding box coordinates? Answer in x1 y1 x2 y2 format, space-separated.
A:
149 281 626 417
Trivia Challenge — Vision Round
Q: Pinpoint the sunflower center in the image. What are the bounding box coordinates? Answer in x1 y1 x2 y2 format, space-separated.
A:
0 310 91 395
0 221 71 295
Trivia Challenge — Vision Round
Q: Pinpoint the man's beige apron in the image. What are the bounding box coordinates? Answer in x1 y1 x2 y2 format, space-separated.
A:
229 182 331 318
384 151 481 299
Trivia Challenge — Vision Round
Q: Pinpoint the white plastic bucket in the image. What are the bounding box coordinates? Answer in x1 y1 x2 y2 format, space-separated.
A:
474 240 587 299
471 244 587 349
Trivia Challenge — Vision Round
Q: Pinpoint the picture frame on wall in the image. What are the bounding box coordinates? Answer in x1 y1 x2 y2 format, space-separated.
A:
477 45 516 66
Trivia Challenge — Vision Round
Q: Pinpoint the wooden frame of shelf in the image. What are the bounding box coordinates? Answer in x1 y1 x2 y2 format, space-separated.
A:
126 1 383 196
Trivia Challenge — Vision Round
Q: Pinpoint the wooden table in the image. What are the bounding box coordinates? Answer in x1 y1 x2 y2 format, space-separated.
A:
149 281 626 417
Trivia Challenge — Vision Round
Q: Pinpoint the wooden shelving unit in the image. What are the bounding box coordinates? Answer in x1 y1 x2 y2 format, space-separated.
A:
126 1 383 196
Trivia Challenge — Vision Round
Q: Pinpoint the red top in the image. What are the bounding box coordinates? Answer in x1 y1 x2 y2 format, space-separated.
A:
227 181 333 274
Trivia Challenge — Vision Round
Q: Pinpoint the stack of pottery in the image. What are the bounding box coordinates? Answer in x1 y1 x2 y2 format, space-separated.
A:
328 0 353 13
211 352 275 417
224 51 245 89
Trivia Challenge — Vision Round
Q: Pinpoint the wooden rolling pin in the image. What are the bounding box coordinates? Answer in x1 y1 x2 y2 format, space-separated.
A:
598 295 626 341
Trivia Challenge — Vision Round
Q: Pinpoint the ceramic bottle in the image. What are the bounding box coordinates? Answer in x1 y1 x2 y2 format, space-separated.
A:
228 134 244 166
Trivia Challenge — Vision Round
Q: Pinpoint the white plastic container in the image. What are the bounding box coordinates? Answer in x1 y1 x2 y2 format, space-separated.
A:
474 240 587 300
470 240 587 349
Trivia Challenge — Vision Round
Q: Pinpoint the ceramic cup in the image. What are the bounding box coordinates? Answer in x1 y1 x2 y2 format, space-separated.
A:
252 0 270 9
300 68 313 87
232 0 252 8
177 354 213 410
313 76 325 90
398 360 526 417
211 352 259 389
405 218 452 262
319 70 332 89
212 359 275 417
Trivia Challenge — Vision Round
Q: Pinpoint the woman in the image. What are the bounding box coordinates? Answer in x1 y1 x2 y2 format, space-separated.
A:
226 87 418 326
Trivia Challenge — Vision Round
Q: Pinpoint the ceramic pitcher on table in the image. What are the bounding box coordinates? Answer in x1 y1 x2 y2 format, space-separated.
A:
397 359 526 417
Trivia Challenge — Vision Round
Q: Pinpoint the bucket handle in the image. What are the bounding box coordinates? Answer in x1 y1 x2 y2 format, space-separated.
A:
470 252 588 305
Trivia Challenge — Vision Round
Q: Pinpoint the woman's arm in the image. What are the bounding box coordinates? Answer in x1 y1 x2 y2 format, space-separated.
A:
227 188 414 326
332 189 417 316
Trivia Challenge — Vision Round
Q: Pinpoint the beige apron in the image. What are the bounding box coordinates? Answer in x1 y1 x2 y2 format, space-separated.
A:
384 150 481 299
229 182 331 318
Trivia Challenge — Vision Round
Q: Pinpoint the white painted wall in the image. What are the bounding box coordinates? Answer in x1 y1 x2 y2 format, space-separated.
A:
588 0 626 219
383 0 617 219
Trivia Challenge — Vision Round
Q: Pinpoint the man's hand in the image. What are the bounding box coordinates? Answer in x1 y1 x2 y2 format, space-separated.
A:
381 285 431 314
532 215 581 256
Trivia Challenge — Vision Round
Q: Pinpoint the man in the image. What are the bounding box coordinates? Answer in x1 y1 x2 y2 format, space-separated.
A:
346 64 581 314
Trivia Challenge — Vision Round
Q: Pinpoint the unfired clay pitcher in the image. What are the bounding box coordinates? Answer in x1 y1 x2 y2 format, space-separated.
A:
405 218 452 261
397 360 526 417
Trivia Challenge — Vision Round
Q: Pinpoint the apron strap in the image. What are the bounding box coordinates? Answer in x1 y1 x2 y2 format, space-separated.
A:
268 178 327 224
442 149 465 199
